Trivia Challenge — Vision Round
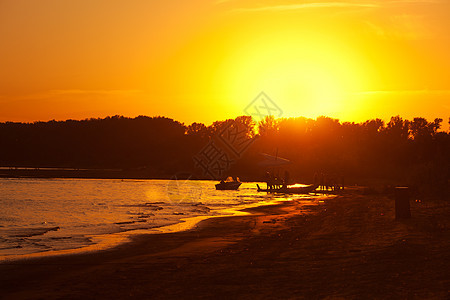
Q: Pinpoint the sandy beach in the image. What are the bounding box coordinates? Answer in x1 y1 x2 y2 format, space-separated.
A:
1 190 449 299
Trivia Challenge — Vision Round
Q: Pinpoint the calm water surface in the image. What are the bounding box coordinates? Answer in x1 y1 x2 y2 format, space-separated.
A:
0 178 316 260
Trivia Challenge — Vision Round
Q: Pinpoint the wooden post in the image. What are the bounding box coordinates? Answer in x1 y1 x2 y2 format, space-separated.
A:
395 187 411 219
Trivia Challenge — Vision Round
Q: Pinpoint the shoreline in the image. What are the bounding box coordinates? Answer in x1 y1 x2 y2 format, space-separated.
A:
0 195 310 263
0 209 253 264
1 191 449 298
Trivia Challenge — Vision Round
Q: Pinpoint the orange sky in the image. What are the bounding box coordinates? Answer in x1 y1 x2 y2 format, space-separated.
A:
1 0 449 125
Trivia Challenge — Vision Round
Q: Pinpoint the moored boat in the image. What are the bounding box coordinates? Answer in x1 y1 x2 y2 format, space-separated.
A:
257 183 318 194
215 177 242 190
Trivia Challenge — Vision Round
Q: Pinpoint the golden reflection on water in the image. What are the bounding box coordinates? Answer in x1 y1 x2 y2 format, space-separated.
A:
0 178 319 262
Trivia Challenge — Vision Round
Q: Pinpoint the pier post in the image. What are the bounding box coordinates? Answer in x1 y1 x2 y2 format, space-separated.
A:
395 187 411 219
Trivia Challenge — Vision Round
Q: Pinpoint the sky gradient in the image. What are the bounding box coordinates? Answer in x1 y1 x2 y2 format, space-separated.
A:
1 0 449 125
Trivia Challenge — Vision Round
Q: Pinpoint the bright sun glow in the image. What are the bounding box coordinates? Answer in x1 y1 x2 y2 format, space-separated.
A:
217 31 370 119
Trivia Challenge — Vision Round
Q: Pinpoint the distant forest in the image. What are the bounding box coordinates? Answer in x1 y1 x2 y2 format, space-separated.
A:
1 115 449 198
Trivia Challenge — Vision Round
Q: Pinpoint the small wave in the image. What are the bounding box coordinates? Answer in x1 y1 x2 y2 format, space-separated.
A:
0 217 17 222
127 211 156 216
189 203 211 213
118 203 164 210
137 214 154 218
149 206 163 211
10 226 60 238
114 221 135 225
114 219 147 225
191 207 211 213
31 242 51 249
0 245 22 250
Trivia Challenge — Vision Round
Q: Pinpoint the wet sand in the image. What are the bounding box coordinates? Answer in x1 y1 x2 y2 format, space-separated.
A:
1 191 449 299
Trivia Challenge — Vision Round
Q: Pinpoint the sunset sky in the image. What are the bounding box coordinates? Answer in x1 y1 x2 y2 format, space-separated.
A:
1 0 449 125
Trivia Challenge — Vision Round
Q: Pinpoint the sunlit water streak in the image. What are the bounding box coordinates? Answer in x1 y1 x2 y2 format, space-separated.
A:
0 178 317 260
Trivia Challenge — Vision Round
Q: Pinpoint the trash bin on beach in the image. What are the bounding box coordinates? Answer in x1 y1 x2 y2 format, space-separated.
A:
395 187 411 219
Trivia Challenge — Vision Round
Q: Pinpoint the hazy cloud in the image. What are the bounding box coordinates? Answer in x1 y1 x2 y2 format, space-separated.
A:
221 0 445 13
356 89 450 96
232 2 380 13
387 0 444 3
355 89 450 114
344 89 450 122
48 89 142 96
0 90 143 104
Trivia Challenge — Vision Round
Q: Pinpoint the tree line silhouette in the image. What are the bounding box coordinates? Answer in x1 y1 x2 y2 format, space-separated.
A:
0 115 449 198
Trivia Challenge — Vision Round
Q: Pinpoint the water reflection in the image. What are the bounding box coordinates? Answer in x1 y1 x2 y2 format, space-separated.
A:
0 178 316 259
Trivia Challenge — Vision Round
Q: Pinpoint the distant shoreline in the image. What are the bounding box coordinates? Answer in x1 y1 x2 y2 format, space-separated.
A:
0 168 275 183
0 168 198 180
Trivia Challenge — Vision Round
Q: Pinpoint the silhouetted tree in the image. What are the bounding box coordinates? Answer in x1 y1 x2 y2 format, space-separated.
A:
0 114 448 199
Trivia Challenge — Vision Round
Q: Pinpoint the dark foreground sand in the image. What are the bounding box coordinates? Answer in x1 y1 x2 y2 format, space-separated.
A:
1 191 449 299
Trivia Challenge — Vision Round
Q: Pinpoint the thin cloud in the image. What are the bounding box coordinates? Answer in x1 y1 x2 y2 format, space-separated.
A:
356 89 450 95
221 0 444 12
49 89 142 96
0 89 144 103
232 2 380 13
387 0 443 3
347 89 450 123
